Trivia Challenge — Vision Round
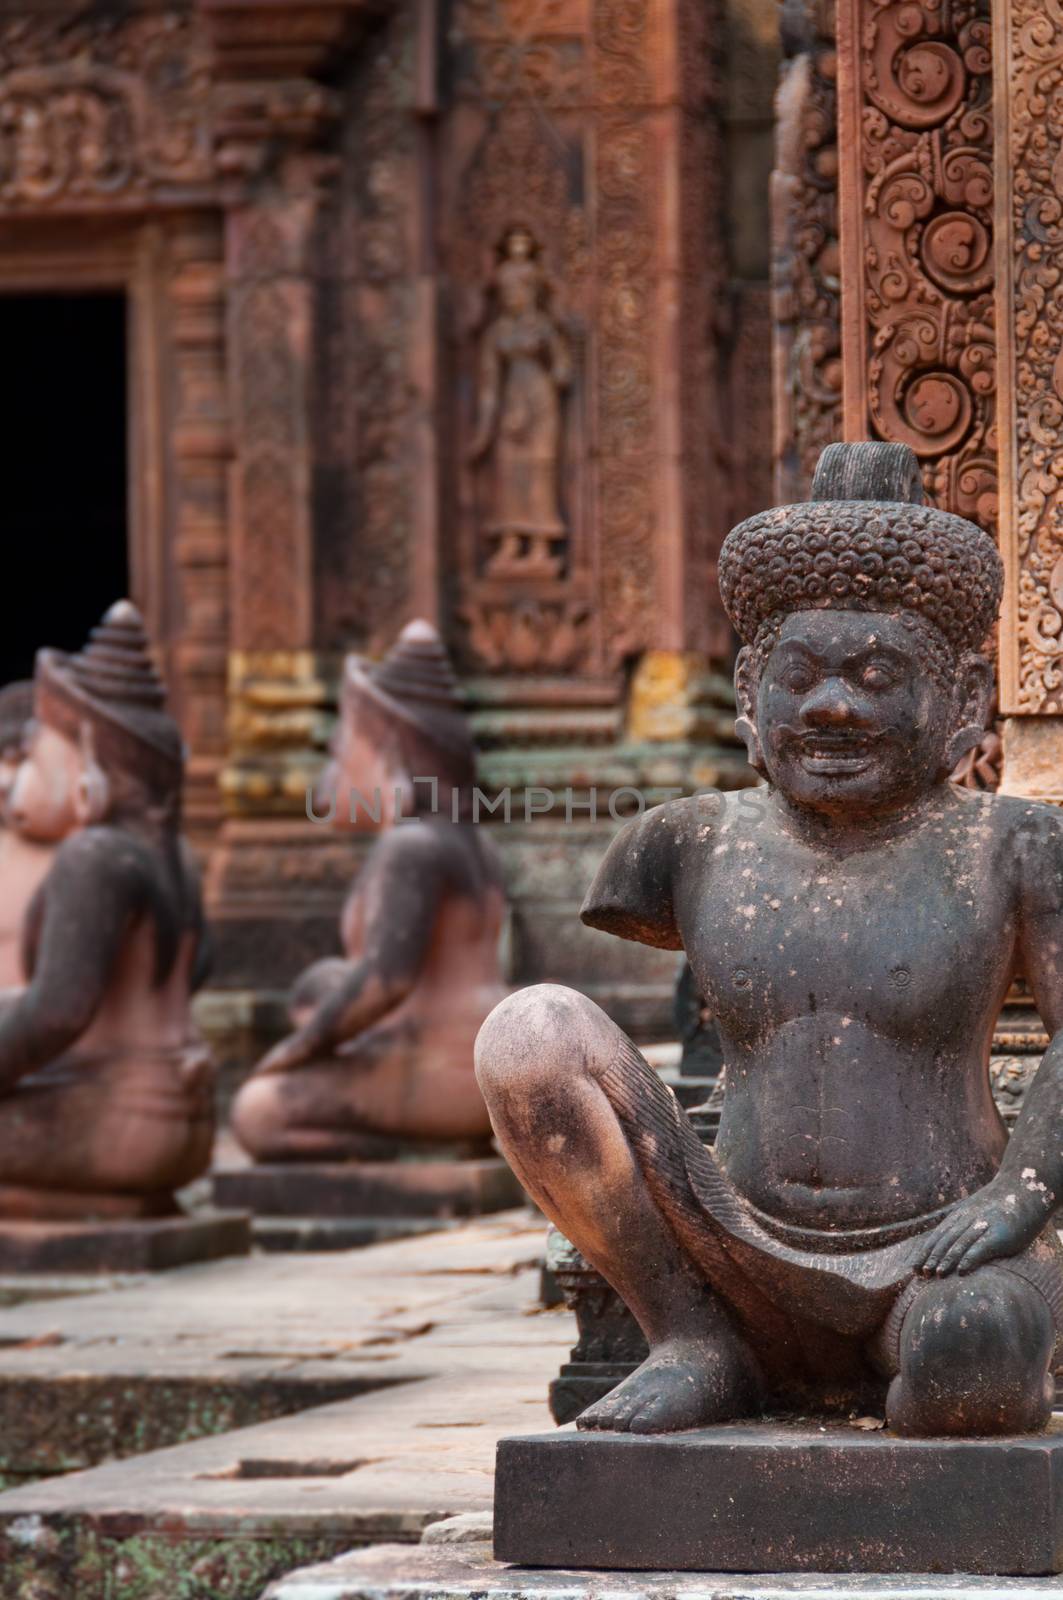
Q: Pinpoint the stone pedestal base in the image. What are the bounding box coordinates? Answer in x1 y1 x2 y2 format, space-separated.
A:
212 1158 524 1250
0 1212 251 1273
494 1421 1063 1574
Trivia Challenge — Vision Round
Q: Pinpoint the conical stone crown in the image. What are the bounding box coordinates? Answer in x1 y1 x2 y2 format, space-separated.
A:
35 600 183 801
68 601 167 711
371 620 464 718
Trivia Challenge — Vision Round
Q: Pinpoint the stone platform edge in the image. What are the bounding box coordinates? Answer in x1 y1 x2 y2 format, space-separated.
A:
0 1210 250 1272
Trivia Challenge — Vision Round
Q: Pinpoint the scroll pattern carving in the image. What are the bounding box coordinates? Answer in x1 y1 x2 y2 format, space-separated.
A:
0 12 213 207
839 0 996 531
995 0 1063 713
772 0 842 501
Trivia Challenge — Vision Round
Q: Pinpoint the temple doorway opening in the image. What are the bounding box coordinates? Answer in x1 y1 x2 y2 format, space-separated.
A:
0 292 128 686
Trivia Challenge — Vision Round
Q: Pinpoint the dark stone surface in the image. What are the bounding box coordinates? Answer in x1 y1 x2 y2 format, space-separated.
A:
0 1212 250 1273
673 960 724 1081
212 1158 523 1220
494 1422 1063 1574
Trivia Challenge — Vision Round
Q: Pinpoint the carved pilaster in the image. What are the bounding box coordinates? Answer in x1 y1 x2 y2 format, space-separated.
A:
772 0 842 502
168 219 232 839
440 0 731 681
217 79 343 812
993 0 1063 717
836 0 995 527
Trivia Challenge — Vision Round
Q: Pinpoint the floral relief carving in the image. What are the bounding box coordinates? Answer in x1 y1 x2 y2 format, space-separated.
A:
996 0 1063 712
461 598 591 671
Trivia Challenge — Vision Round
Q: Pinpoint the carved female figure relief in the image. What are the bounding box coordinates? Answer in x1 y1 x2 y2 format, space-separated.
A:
468 225 572 580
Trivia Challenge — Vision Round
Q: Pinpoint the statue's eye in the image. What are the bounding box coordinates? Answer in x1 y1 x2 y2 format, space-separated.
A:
861 663 897 689
779 665 815 692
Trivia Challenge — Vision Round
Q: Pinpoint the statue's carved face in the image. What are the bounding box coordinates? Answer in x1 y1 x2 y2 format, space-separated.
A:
7 722 84 841
754 610 952 817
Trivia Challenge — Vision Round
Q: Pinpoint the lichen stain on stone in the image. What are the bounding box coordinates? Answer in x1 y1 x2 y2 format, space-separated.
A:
9 1514 48 1548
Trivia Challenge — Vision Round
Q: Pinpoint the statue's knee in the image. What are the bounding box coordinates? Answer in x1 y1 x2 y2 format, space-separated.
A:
475 983 615 1102
889 1269 1055 1435
902 1269 1053 1377
230 1075 284 1160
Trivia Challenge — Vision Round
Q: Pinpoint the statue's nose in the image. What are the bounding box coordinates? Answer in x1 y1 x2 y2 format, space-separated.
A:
800 677 867 726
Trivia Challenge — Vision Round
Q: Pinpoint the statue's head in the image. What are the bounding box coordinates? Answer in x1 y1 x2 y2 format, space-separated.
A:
8 601 183 843
0 680 33 821
718 442 1003 820
318 620 476 831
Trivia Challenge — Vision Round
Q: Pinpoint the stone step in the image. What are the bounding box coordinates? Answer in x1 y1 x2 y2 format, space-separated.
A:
0 1210 250 1274
263 1538 1063 1600
0 1211 568 1600
213 1158 525 1224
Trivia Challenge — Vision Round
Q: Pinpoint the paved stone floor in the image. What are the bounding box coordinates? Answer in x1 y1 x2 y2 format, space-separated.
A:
0 1210 571 1599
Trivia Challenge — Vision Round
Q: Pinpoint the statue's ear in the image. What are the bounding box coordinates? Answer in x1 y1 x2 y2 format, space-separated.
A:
942 653 994 777
73 725 111 827
734 646 767 777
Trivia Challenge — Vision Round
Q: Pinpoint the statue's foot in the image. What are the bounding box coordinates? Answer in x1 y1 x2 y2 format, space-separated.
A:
577 1334 761 1435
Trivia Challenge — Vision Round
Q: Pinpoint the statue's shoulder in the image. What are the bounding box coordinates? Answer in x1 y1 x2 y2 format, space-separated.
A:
51 825 152 882
986 791 1063 875
40 828 157 919
365 817 454 878
957 791 1063 909
973 789 1063 844
579 794 720 951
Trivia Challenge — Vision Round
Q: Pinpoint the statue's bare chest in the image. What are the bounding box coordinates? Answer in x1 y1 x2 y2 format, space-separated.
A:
675 830 1013 1049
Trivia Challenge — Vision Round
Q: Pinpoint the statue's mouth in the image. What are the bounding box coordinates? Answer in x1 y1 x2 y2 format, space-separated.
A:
796 733 880 774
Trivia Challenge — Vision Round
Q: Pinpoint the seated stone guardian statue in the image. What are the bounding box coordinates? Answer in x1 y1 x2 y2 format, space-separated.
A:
0 603 215 1218
232 620 507 1160
476 442 1063 1438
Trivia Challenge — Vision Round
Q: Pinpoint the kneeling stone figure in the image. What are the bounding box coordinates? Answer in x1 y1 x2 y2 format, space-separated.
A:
476 442 1063 1439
